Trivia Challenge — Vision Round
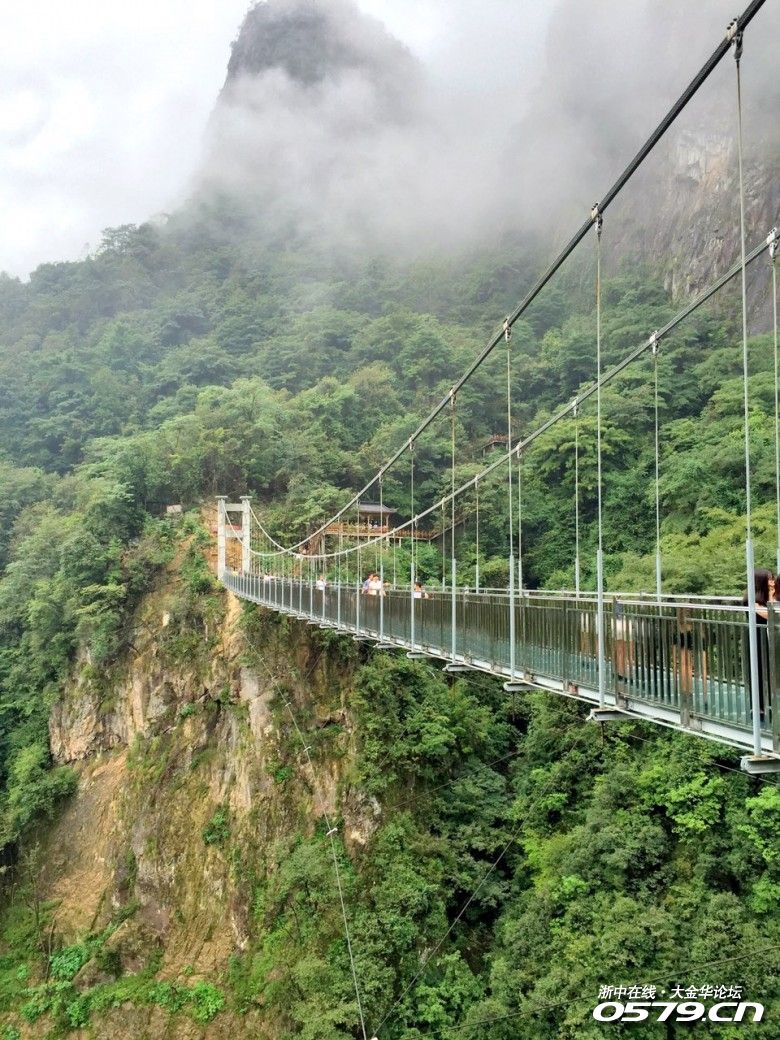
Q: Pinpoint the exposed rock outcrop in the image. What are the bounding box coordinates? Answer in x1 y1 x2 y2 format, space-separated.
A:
610 128 779 327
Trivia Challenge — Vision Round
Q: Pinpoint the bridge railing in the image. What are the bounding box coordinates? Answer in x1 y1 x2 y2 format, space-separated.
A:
223 571 778 754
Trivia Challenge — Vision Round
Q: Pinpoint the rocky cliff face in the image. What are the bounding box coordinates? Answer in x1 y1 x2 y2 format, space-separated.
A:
17 539 378 1038
610 128 778 326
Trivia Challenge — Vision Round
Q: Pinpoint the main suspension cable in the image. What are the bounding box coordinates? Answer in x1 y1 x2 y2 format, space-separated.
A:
237 1 768 562
246 234 774 566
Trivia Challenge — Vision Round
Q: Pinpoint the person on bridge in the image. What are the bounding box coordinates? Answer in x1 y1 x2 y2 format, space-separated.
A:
316 575 328 591
746 569 775 621
743 568 775 723
368 574 382 596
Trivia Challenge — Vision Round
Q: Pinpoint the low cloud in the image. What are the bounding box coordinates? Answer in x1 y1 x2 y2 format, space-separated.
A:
199 0 780 258
1 0 777 278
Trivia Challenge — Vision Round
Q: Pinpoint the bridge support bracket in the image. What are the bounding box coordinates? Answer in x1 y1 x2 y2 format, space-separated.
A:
407 651 431 660
740 755 780 775
375 642 397 650
444 663 474 673
588 708 633 724
503 681 534 693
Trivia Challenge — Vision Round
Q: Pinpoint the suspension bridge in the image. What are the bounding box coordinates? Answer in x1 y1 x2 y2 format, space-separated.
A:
216 0 780 788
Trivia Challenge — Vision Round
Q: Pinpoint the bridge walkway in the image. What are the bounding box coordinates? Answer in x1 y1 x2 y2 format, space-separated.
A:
222 570 780 761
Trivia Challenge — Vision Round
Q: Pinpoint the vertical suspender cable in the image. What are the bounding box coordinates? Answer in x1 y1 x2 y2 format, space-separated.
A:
594 207 607 708
770 229 780 574
321 541 326 621
379 476 385 641
410 441 416 648
652 333 663 601
732 25 762 756
337 527 343 628
374 507 379 579
573 399 581 597
356 506 362 634
505 318 517 683
475 478 481 593
451 391 457 663
517 446 525 672
517 449 524 592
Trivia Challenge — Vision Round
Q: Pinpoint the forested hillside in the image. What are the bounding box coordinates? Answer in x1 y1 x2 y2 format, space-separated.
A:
0 200 778 1036
0 0 779 1032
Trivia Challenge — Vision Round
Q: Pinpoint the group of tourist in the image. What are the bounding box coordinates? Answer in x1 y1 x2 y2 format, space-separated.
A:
311 574 432 598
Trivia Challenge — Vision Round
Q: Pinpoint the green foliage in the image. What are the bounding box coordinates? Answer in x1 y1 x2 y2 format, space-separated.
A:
144 980 190 1012
272 764 292 784
353 655 508 795
65 992 92 1028
180 539 217 596
202 806 231 847
189 980 226 1023
49 942 92 981
0 508 171 856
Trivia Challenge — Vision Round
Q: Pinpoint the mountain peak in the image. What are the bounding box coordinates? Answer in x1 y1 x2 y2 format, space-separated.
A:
220 0 418 114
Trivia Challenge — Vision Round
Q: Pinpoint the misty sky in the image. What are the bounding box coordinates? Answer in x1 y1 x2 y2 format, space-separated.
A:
1 1 775 279
0 0 548 278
